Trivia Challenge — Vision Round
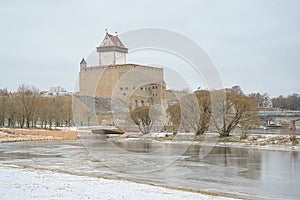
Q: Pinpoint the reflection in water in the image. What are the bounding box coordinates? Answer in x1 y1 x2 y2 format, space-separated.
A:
0 140 299 200
184 145 262 180
291 151 299 165
111 140 162 153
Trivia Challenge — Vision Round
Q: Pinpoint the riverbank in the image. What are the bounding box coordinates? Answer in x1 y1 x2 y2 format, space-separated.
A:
0 128 78 143
2 127 298 151
107 132 300 151
0 165 236 200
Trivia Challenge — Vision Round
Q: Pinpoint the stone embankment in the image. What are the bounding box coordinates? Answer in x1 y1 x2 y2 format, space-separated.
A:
0 128 78 143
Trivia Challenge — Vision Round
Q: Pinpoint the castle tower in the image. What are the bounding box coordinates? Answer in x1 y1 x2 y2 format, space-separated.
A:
80 58 87 71
96 32 128 66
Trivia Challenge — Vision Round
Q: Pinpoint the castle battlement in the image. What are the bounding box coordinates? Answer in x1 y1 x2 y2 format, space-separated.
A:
83 63 162 72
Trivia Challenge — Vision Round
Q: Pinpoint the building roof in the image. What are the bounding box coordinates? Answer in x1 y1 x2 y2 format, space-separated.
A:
106 33 126 48
80 58 87 64
97 32 128 53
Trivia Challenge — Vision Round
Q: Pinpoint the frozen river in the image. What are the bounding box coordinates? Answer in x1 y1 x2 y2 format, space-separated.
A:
0 138 299 199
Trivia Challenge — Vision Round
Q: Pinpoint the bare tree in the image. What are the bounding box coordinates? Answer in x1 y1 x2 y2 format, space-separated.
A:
212 89 259 137
194 90 211 135
130 106 161 134
17 84 40 128
0 89 9 126
52 96 73 127
167 90 211 136
166 103 181 131
179 94 201 133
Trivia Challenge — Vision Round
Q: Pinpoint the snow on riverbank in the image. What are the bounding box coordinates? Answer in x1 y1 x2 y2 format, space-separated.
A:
0 166 236 200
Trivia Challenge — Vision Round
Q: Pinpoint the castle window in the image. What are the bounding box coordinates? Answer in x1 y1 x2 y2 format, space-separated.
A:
120 87 123 91
156 86 158 89
152 86 155 89
153 94 155 96
125 87 128 90
133 87 135 90
123 93 126 96
156 93 158 96
135 100 138 107
141 100 144 106
141 87 143 90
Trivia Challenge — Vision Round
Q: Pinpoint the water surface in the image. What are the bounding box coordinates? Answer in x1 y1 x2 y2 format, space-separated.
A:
0 139 299 199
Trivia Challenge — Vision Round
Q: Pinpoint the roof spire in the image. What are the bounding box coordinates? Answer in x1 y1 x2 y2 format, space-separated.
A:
80 57 87 65
115 31 118 35
105 28 108 34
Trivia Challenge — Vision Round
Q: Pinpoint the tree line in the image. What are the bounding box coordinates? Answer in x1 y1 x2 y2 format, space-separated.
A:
130 87 260 137
272 94 300 110
0 85 73 129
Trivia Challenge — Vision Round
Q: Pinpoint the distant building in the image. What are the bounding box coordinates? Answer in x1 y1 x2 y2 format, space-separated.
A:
40 86 71 97
258 97 273 109
49 86 67 94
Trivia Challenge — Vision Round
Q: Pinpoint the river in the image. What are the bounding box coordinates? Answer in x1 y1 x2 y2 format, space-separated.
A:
0 138 299 199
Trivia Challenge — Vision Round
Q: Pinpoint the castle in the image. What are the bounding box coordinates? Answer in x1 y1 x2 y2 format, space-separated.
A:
78 31 175 127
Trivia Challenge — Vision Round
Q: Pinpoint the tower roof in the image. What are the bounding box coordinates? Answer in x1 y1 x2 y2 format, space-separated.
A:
106 33 126 48
96 32 128 53
80 58 87 64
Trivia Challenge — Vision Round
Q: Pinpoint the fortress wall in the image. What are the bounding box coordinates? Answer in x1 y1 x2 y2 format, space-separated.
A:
79 67 105 96
80 64 164 98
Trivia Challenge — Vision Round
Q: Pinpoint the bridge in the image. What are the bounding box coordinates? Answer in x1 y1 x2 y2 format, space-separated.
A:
259 110 300 118
258 110 300 130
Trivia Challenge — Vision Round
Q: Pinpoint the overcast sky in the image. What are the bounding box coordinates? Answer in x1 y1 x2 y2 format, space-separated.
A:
0 0 299 97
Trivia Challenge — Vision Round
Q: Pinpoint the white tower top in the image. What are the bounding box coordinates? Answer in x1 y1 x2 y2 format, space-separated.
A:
96 32 128 66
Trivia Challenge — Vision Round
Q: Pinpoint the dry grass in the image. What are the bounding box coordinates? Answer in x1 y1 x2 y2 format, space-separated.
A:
0 128 78 143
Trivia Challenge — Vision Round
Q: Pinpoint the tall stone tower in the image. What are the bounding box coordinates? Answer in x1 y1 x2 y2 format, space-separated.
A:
96 32 128 66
